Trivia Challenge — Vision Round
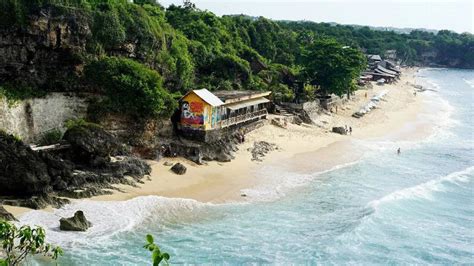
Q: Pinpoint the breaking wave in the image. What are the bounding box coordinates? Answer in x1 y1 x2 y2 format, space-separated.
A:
19 196 212 248
240 160 361 202
367 166 474 209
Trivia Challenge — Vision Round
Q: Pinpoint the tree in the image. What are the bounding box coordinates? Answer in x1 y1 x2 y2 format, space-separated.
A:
85 57 177 119
144 234 170 266
183 0 196 10
0 220 63 266
134 0 159 6
302 38 366 98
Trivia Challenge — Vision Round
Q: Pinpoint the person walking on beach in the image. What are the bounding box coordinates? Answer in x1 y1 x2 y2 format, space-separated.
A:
349 126 352 135
397 148 401 155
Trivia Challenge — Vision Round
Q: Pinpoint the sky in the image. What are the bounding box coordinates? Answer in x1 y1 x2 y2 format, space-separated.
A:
158 0 474 33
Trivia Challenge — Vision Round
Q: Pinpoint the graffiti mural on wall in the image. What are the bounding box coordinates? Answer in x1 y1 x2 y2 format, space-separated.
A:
181 101 205 125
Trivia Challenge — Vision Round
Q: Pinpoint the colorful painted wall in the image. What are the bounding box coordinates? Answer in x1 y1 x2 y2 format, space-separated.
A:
180 92 212 129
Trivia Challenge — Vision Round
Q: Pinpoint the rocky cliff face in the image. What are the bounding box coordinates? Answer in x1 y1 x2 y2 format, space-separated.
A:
0 7 90 91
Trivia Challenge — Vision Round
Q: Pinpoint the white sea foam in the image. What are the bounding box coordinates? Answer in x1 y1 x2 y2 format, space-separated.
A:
353 88 458 155
423 78 441 91
463 78 474 89
240 160 361 202
368 166 474 209
19 196 210 247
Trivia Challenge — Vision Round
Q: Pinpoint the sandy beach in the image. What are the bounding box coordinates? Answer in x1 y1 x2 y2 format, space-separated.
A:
91 68 429 202
6 67 432 216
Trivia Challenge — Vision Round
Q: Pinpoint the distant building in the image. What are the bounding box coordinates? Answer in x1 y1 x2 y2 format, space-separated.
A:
367 54 382 69
178 89 271 141
384 50 397 60
363 53 401 84
367 54 382 63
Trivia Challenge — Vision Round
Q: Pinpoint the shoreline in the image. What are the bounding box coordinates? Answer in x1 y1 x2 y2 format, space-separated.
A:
84 67 432 202
7 67 435 217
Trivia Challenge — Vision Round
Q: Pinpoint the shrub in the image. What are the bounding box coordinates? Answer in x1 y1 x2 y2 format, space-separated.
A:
84 57 177 119
0 84 46 106
0 220 63 266
0 130 22 143
64 118 100 130
38 129 63 146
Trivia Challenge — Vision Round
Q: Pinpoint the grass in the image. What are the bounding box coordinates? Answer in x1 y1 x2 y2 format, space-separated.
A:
0 84 46 106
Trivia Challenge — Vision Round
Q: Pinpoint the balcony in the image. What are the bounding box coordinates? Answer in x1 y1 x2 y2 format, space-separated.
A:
218 109 267 129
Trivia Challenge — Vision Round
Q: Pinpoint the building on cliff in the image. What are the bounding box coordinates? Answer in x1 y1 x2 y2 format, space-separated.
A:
177 89 271 141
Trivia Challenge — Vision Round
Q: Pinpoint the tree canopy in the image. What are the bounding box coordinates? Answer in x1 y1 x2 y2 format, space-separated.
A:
303 39 367 96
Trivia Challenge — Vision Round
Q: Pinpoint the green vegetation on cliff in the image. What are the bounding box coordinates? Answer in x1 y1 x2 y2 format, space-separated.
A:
0 0 472 119
85 57 176 118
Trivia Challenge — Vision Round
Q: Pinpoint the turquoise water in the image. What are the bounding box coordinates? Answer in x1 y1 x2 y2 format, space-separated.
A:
24 69 473 265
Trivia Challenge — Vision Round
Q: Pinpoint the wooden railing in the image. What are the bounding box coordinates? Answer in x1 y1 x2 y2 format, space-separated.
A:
218 109 267 128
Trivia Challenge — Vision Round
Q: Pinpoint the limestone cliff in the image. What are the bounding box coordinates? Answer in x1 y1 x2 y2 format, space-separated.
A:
0 6 91 91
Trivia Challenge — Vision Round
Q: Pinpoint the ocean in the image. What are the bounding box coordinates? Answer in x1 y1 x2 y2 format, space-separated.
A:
23 68 473 265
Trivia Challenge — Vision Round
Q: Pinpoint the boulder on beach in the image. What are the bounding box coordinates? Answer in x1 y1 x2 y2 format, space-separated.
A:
216 151 233 162
59 211 92 231
105 156 151 178
332 127 347 135
63 124 127 165
248 141 278 161
170 163 187 175
163 161 173 166
271 118 288 129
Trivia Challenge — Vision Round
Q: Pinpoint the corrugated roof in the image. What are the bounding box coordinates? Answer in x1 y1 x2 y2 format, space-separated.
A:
225 97 270 110
182 89 224 106
368 55 382 61
376 65 398 76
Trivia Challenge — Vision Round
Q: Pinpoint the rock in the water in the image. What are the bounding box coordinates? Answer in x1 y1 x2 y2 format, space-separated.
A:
0 205 17 221
0 132 52 196
170 163 187 175
163 161 173 166
332 127 347 135
59 211 91 231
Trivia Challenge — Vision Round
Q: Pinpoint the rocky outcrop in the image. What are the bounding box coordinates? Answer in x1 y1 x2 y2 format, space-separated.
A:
0 205 17 221
271 118 288 129
59 211 91 231
332 127 347 135
1 195 70 210
0 132 52 196
248 141 278 161
0 126 150 210
170 163 187 175
63 124 128 166
165 132 242 164
0 6 91 91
